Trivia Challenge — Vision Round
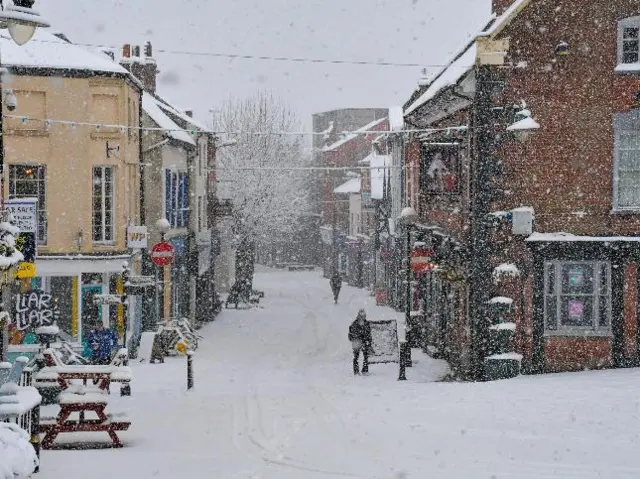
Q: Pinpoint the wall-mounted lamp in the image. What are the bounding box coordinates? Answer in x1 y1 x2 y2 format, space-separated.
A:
106 141 120 158
555 41 570 56
506 101 540 143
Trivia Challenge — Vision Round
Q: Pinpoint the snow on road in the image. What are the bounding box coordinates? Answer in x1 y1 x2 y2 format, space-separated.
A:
41 267 640 478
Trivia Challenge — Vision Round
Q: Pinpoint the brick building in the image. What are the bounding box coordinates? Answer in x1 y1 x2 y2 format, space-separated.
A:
314 113 389 277
402 0 640 377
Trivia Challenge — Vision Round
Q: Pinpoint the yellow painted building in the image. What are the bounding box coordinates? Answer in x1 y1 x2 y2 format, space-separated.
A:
2 30 143 356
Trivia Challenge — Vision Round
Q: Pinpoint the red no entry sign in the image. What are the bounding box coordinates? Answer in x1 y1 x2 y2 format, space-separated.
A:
151 241 175 267
410 246 435 274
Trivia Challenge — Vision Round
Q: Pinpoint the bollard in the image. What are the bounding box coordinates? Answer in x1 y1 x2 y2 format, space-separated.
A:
30 405 41 473
398 342 407 381
187 350 194 390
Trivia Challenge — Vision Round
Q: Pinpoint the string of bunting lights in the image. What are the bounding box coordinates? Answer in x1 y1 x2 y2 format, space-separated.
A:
2 114 469 138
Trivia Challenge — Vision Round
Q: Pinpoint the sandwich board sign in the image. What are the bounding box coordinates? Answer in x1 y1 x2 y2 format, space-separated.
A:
5 198 38 278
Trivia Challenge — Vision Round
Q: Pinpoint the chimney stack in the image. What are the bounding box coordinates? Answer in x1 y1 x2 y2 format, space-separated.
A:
492 0 516 15
120 42 158 93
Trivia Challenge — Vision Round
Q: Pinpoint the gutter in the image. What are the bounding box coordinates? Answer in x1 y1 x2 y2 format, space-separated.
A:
142 137 169 153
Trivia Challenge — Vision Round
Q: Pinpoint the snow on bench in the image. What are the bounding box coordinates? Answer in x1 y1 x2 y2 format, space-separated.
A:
59 392 108 405
0 387 42 418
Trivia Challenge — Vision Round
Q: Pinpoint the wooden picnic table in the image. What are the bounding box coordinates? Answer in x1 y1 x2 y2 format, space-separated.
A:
40 368 131 449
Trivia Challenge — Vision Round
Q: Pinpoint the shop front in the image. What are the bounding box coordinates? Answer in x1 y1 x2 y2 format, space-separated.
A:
6 254 136 362
524 236 640 373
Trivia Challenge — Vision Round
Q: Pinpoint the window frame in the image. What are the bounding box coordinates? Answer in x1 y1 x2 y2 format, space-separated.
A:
618 16 640 66
8 164 47 245
613 109 640 211
543 260 612 336
164 169 189 229
92 165 115 244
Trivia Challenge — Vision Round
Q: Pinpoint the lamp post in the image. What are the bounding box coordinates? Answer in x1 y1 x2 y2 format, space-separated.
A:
398 206 417 380
0 0 48 206
155 218 170 324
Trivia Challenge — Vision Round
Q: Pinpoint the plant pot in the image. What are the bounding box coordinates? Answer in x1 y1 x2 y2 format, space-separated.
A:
484 352 522 381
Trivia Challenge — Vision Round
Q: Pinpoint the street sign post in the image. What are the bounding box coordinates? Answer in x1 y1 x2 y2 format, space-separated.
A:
151 242 175 267
93 294 126 305
410 245 435 274
127 226 148 249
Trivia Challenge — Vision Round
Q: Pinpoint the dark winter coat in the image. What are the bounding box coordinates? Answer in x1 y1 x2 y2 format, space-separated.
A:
87 328 118 361
330 273 342 292
348 319 372 348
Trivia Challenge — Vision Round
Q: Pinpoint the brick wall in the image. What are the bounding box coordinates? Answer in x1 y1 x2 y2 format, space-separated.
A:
498 0 640 235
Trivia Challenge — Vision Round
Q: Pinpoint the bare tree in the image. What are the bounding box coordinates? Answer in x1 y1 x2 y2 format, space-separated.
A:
217 92 309 297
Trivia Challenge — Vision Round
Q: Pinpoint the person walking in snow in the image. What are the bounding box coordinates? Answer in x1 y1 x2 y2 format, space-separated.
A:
348 309 372 375
87 321 118 365
330 270 342 304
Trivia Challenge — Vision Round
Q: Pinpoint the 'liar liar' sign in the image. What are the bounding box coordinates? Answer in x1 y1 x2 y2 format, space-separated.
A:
127 226 148 249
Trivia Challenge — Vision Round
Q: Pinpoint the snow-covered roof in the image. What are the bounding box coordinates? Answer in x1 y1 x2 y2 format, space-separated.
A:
1 30 130 76
527 233 640 242
404 2 538 119
404 41 477 116
154 94 208 131
479 0 532 39
142 92 195 146
322 118 387 152
333 177 361 194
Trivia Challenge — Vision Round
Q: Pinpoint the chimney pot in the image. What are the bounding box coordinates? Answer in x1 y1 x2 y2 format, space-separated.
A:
123 44 131 58
145 41 153 58
132 45 141 57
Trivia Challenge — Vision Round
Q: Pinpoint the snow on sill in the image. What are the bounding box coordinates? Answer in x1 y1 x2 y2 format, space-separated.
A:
489 322 516 331
527 232 640 242
488 296 513 305
486 352 523 361
615 63 640 73
35 325 59 335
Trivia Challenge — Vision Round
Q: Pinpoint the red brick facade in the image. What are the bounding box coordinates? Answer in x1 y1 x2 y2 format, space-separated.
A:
403 0 640 376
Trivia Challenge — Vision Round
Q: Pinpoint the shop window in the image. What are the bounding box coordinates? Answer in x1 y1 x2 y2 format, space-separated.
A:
165 170 189 228
420 146 460 195
92 166 115 243
544 261 611 335
8 164 47 244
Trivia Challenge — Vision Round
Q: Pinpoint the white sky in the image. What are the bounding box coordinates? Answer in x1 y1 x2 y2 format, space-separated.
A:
37 0 490 129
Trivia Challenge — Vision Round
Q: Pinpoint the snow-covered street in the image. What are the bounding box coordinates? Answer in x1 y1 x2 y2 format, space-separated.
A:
41 267 640 478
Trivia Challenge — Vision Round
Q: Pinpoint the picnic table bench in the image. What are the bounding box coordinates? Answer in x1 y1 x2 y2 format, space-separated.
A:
40 370 131 449
36 349 133 396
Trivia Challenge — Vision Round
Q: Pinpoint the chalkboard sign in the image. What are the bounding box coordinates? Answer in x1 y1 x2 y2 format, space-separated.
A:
9 289 60 345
